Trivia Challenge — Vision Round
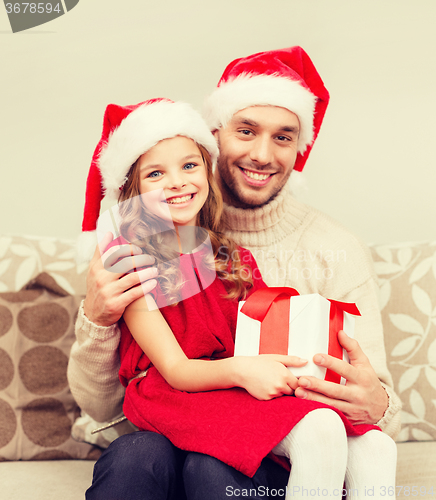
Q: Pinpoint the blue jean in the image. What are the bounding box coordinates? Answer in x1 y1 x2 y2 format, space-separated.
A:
86 431 289 500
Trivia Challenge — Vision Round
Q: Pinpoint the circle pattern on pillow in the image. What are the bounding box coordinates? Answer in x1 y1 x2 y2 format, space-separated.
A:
22 398 72 447
0 399 17 448
18 302 70 343
0 273 101 461
19 346 68 395
0 305 13 337
0 349 14 391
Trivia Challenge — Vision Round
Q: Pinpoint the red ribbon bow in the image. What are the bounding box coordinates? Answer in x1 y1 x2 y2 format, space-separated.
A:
240 288 361 384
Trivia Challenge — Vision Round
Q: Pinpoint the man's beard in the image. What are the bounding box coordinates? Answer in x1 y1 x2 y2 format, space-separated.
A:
216 154 290 208
216 154 250 206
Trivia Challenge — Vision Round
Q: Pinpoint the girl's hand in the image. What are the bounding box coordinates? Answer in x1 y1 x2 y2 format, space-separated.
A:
234 355 307 400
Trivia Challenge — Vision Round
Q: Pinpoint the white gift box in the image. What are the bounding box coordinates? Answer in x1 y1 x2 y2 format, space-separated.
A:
234 288 360 384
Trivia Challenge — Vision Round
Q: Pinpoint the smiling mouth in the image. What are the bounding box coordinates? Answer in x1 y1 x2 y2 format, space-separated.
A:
165 194 194 205
239 168 275 185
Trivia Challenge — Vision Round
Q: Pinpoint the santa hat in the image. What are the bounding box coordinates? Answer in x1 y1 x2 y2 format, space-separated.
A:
203 46 329 173
78 98 219 263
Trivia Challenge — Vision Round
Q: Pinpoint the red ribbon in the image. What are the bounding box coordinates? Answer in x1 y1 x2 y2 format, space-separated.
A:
325 299 361 383
240 288 361 383
241 287 299 355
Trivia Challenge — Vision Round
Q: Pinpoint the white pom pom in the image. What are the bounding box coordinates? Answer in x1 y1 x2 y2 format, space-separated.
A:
76 231 98 265
287 170 307 197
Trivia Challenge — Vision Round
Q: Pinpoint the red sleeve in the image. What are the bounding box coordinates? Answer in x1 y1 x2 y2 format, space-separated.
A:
237 246 268 295
104 235 130 252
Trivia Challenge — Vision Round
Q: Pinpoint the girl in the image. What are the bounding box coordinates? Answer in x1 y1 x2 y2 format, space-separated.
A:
86 98 396 498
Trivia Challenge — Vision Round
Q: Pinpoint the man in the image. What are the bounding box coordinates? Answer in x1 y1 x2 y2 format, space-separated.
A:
69 47 401 500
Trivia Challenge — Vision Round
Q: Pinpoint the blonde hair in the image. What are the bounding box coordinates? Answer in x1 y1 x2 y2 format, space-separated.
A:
118 140 252 302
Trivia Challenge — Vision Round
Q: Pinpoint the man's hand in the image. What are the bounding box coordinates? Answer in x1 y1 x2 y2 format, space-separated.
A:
294 330 388 425
236 354 308 400
83 232 158 327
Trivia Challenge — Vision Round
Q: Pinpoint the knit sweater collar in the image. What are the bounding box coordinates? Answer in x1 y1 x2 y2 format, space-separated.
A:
222 189 310 247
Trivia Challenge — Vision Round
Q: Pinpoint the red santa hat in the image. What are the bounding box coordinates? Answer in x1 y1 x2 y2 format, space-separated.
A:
78 98 219 263
203 46 329 173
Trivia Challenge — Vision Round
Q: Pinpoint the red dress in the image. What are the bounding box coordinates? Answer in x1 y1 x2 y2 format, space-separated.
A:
119 246 379 477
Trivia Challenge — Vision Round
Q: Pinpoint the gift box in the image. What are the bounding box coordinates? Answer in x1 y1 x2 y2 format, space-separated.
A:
234 287 361 384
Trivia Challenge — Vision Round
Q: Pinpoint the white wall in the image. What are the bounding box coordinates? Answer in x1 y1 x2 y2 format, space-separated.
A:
1 0 435 245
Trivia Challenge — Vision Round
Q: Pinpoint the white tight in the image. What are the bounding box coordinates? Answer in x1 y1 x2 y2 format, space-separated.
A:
272 409 397 500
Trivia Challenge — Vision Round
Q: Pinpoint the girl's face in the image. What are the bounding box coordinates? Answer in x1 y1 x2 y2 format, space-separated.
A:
137 136 209 227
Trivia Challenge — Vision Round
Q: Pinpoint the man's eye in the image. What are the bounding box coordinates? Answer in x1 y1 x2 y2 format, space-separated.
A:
239 129 253 136
276 135 290 141
147 171 162 178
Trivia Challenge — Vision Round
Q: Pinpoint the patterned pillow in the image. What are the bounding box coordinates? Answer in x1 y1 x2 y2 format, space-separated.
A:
0 234 87 295
0 273 101 461
370 241 436 442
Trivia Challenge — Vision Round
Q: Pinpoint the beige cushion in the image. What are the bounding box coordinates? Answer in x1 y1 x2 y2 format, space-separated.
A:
396 441 436 492
370 242 436 442
0 460 94 500
0 273 101 461
0 442 434 500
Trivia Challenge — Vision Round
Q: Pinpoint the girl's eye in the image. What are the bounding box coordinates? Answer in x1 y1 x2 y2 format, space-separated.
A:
147 171 162 179
183 163 196 170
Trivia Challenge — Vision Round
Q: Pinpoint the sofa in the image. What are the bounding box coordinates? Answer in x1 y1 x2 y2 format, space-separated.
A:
0 233 435 499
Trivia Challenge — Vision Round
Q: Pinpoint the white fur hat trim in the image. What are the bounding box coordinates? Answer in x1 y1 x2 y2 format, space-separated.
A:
99 100 219 200
203 73 316 154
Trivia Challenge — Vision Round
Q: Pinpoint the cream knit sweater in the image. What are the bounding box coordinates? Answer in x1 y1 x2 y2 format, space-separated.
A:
68 190 401 438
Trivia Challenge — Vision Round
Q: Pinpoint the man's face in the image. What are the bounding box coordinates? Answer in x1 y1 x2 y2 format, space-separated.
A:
214 106 300 208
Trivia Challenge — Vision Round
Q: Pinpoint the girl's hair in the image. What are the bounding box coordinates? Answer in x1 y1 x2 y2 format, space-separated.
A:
118 139 253 302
